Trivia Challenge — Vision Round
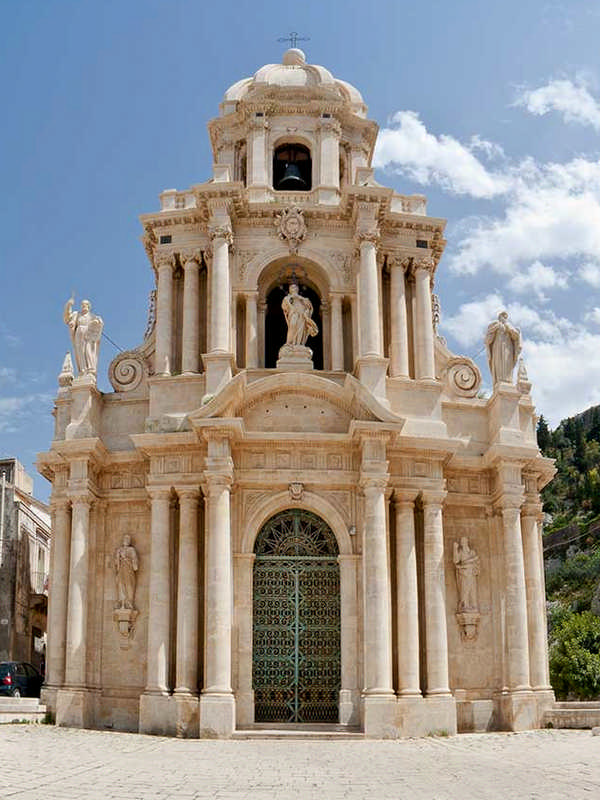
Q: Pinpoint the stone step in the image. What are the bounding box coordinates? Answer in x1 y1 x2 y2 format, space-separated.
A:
0 697 47 724
233 724 363 740
544 703 600 730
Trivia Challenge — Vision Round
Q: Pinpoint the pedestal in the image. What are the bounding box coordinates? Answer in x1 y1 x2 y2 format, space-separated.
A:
199 693 235 738
56 688 98 728
202 352 234 400
65 376 102 440
276 344 314 371
355 356 389 406
139 693 176 737
496 689 538 731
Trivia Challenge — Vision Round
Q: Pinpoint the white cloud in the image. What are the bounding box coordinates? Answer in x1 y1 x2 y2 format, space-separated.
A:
442 293 504 348
373 111 509 198
0 394 53 434
0 368 17 384
515 78 600 130
579 261 600 287
585 307 600 325
448 157 600 275
507 260 569 298
525 333 600 426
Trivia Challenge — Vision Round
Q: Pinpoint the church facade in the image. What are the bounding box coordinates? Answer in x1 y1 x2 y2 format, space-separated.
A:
38 49 555 738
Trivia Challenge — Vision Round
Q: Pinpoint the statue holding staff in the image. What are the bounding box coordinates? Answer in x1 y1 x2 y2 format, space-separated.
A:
63 295 104 377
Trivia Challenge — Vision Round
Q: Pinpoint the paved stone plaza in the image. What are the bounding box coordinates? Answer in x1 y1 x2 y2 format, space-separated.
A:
0 726 598 799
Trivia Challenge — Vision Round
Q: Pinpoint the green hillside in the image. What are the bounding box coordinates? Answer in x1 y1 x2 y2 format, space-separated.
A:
538 406 600 698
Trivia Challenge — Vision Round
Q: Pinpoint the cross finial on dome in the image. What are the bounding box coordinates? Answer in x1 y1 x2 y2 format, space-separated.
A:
277 31 310 49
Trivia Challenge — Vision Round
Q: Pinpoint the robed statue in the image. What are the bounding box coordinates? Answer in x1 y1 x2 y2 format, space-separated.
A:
453 537 479 612
281 284 318 346
114 535 138 611
485 311 521 385
63 296 104 377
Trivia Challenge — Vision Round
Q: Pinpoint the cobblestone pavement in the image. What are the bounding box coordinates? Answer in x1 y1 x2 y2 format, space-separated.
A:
0 725 598 799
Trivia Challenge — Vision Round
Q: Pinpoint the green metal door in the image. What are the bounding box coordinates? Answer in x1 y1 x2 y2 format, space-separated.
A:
253 510 340 723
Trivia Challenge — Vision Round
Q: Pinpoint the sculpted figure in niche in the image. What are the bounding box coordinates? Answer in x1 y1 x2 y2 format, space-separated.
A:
485 311 521 385
114 535 139 610
282 284 318 346
453 537 479 612
63 296 104 377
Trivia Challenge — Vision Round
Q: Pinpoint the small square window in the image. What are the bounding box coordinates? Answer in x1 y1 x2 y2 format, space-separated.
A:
416 239 428 248
160 235 172 245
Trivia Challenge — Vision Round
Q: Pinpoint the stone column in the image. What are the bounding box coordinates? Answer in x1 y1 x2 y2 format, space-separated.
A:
338 554 360 725
258 300 267 368
234 553 255 726
358 233 382 359
64 495 92 687
45 499 71 691
155 254 174 376
181 251 201 375
500 501 531 691
522 504 550 690
321 300 331 370
245 292 258 369
200 435 235 736
389 257 410 378
209 226 232 354
330 293 344 371
413 258 436 380
422 490 450 695
175 489 200 694
361 477 393 695
144 488 172 695
319 119 341 189
395 492 421 695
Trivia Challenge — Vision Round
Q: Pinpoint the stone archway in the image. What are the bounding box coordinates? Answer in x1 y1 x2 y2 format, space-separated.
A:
252 509 340 723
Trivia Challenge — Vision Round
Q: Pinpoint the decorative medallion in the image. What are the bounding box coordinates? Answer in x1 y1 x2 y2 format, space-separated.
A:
275 207 306 254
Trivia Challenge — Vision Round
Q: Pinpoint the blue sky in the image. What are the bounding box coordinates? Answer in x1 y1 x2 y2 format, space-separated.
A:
2 0 600 500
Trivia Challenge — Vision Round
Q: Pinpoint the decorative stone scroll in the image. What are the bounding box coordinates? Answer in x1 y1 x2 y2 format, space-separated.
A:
275 207 306 254
109 348 148 392
442 357 482 399
113 535 139 638
453 537 480 642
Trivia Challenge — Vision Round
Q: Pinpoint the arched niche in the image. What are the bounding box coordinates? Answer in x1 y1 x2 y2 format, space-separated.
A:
257 256 331 370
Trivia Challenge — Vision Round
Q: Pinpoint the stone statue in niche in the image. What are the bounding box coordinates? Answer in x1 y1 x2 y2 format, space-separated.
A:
63 296 104 378
277 284 319 370
485 311 521 386
113 535 139 638
453 537 481 642
282 284 318 345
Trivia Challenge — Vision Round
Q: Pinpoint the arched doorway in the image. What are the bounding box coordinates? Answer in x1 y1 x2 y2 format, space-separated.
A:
252 509 340 723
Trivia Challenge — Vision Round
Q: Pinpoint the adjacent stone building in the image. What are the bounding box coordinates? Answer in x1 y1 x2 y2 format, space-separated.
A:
0 458 50 672
38 49 555 738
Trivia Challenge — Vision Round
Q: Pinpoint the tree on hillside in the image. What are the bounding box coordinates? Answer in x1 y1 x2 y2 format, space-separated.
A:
537 415 551 453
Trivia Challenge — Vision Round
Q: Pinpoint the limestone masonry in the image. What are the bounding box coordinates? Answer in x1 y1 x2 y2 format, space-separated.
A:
38 48 556 738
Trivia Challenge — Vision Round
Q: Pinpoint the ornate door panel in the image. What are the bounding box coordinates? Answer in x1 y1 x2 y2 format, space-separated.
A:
253 510 340 723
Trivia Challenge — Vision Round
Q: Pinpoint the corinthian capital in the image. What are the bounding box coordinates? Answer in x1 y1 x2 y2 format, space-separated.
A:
356 229 380 247
154 252 175 271
412 255 436 275
208 225 233 246
179 248 202 266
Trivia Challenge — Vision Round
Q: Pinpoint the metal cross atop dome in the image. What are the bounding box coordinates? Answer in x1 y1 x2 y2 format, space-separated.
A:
277 32 310 49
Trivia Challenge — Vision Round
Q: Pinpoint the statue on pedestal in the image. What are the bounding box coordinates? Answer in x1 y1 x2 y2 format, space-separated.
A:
282 283 318 346
485 311 521 386
453 537 481 642
113 534 139 639
277 284 319 370
63 296 104 377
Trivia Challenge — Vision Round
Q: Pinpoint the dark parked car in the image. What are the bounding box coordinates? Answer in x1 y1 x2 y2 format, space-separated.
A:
0 662 43 698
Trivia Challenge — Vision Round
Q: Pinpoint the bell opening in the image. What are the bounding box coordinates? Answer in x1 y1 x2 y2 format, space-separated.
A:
273 143 312 191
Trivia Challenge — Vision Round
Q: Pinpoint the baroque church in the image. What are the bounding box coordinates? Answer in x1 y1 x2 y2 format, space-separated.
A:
38 48 555 738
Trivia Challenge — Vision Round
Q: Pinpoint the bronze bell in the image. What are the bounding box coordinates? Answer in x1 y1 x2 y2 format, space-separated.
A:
277 162 307 190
